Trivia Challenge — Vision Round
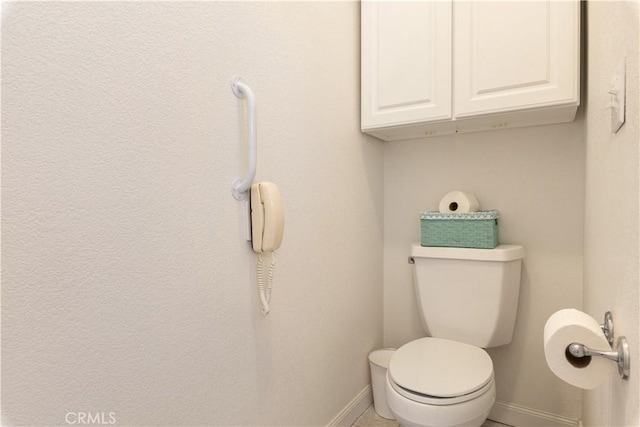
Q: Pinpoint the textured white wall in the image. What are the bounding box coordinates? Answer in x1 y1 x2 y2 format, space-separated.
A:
7 2 639 426
1 2 384 426
383 120 585 419
583 2 640 426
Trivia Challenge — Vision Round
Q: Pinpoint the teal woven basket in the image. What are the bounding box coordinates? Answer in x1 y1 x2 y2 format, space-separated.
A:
420 210 499 249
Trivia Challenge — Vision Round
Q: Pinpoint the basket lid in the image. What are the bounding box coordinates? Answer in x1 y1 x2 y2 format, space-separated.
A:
420 210 499 220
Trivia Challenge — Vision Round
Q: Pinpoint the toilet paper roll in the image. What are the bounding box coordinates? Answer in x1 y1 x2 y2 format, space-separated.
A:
543 309 611 389
438 191 480 213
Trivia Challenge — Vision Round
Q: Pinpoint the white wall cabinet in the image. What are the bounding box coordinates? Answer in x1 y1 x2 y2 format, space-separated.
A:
361 1 452 128
361 0 580 141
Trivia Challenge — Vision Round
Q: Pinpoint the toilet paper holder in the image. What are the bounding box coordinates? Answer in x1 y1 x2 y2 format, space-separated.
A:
567 311 630 380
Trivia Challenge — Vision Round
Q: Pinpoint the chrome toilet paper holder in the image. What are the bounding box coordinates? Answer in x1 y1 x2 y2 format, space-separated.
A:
567 311 630 380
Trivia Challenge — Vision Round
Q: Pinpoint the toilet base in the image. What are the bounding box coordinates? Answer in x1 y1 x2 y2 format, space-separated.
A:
385 373 495 427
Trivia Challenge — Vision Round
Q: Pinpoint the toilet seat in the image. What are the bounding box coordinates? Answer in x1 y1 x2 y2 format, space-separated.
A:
389 375 494 405
388 337 494 405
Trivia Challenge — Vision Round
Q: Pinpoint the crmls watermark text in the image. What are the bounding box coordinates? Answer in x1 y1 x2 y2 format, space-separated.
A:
65 412 117 425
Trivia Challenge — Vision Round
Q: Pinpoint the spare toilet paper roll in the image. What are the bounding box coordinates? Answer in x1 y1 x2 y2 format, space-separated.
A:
543 309 611 389
438 191 480 213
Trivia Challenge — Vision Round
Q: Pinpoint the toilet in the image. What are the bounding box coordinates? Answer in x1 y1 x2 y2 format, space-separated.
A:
386 243 525 427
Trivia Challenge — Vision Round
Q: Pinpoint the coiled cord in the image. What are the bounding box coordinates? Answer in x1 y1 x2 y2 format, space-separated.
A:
257 252 276 315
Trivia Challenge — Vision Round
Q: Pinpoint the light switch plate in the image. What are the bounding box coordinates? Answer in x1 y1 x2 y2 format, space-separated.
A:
609 57 626 133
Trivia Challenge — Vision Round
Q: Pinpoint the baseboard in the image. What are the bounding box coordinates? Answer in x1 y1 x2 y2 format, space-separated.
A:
326 390 580 427
488 401 580 427
326 384 372 427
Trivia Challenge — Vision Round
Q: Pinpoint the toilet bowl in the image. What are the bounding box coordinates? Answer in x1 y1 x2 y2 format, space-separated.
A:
385 337 496 427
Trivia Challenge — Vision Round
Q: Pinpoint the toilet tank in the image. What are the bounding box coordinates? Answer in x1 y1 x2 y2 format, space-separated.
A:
410 243 525 348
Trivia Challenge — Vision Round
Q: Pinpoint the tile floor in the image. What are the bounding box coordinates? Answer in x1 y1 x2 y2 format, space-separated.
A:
352 405 512 427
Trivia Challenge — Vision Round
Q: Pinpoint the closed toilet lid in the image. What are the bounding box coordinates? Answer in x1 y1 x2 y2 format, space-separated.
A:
388 337 493 398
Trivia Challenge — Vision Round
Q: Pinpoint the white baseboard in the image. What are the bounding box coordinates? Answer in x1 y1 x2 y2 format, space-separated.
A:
489 401 580 427
327 390 580 427
327 384 373 427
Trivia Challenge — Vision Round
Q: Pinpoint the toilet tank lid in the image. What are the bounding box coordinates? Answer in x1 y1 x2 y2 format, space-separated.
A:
411 243 524 261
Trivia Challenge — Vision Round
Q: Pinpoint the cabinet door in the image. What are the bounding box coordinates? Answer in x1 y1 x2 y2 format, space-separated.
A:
361 1 452 130
454 1 580 118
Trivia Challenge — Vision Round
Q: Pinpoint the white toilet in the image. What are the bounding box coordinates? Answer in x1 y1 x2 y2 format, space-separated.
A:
386 243 525 427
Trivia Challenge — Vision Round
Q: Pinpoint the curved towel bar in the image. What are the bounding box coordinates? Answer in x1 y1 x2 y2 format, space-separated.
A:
231 76 257 201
